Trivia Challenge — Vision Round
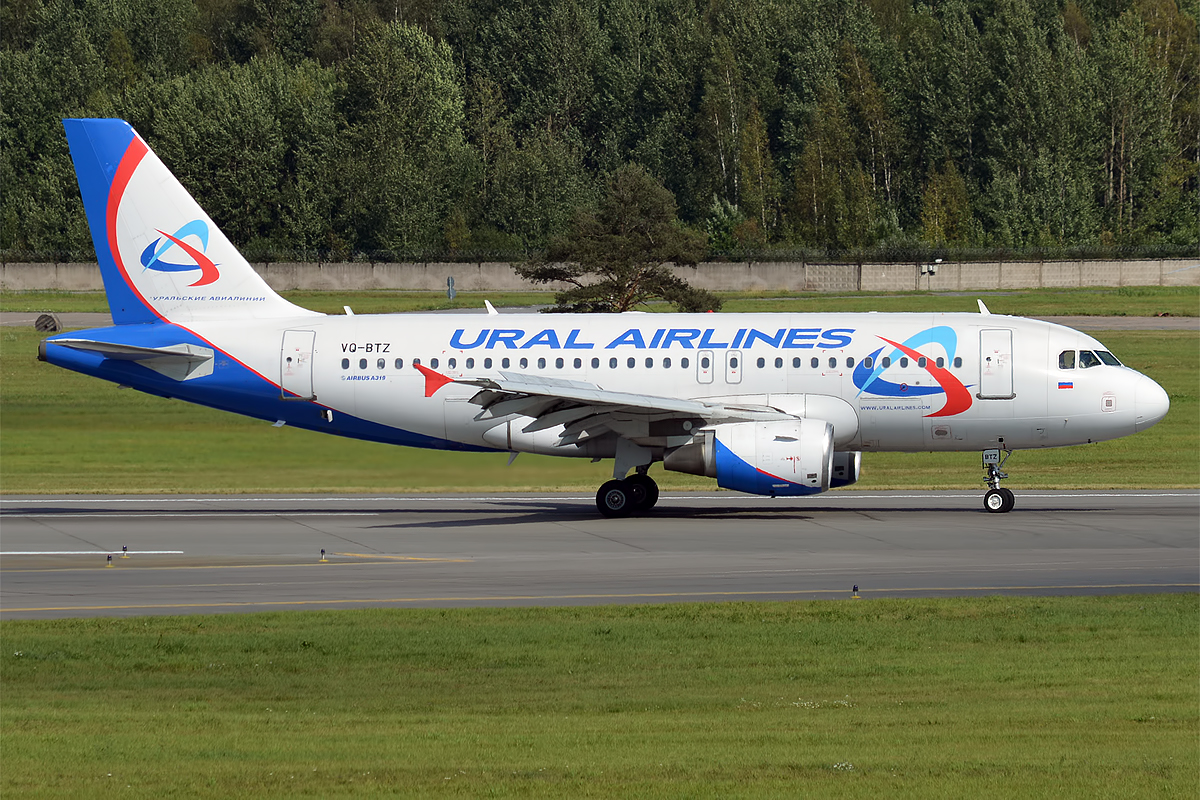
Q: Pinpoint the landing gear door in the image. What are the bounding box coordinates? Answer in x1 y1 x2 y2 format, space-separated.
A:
281 329 316 400
978 329 1014 399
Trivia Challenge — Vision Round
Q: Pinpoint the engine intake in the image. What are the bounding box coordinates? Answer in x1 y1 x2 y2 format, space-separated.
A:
664 419 834 497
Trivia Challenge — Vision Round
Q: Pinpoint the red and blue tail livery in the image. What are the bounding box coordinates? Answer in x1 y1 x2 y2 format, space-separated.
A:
41 119 1171 517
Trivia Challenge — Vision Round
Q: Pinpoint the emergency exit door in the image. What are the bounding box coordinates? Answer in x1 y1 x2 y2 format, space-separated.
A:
281 330 316 400
978 329 1014 399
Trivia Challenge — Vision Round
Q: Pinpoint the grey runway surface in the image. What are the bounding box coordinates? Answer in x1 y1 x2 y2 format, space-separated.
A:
1 491 1196 619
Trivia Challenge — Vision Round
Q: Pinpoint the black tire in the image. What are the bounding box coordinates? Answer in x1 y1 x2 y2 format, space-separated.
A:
624 474 659 511
984 489 1008 513
999 488 1016 513
597 479 634 518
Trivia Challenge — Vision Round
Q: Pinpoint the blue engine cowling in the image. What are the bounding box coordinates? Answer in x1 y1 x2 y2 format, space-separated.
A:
663 419 834 497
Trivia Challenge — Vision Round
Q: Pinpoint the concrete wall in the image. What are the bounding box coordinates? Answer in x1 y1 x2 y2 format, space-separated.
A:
3 258 1197 293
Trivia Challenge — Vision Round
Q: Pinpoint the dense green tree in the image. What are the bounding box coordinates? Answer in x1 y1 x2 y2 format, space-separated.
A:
338 22 466 255
1093 9 1172 240
1 0 1196 261
516 165 717 313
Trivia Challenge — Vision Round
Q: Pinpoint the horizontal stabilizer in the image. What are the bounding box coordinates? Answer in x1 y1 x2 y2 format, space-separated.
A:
50 339 214 381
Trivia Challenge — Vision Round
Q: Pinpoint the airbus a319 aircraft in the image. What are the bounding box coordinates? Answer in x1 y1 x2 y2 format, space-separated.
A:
40 119 1171 516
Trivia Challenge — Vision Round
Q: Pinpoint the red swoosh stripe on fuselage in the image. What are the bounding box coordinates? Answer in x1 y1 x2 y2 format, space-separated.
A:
877 336 973 417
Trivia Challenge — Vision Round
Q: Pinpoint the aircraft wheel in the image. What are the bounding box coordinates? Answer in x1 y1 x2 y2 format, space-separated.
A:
624 474 659 511
984 489 1009 513
597 479 634 518
999 488 1016 513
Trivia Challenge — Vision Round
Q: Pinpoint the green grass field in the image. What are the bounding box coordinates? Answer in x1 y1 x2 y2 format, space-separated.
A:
2 596 1196 798
1 325 1195 494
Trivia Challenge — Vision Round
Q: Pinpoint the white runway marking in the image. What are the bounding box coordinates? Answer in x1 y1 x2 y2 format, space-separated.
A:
4 492 1197 505
2 550 184 555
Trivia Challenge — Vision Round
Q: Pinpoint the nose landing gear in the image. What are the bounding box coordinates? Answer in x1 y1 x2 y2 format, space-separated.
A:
982 448 1015 513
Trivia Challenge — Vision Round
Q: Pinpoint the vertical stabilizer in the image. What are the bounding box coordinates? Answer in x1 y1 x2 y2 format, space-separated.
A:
63 119 319 325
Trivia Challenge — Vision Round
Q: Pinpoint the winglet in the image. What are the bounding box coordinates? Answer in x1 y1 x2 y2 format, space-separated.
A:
485 300 499 315
414 363 455 397
977 299 991 315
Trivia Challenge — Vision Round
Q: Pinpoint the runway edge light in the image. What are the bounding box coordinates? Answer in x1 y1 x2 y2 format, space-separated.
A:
320 549 328 563
852 585 860 599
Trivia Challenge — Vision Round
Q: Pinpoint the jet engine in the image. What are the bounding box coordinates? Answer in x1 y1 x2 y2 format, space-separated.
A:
830 451 861 488
663 419 834 497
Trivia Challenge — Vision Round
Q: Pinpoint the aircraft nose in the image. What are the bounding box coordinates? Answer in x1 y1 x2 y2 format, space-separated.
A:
1134 373 1170 432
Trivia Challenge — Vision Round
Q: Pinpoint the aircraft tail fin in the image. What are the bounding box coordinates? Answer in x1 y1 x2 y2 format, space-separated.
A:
62 119 319 325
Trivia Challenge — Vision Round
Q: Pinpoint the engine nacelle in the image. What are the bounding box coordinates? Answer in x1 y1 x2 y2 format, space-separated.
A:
663 419 833 497
830 451 861 488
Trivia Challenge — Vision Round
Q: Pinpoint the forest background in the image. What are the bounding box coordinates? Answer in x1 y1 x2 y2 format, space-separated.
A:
2 0 1197 264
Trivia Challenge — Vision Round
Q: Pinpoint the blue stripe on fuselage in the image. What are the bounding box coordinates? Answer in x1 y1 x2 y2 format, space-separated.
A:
41 326 490 453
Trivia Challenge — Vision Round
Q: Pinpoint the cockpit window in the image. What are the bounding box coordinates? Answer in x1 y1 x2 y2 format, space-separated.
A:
1079 350 1101 368
1058 350 1075 369
1096 350 1121 366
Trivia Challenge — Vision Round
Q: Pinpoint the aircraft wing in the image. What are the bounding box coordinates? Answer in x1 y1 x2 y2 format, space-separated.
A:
436 368 792 446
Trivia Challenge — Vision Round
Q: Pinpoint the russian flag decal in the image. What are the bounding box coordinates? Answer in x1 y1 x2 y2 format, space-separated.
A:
1058 381 1073 389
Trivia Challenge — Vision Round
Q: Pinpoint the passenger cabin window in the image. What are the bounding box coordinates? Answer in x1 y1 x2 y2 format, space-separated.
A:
627 357 636 368
846 357 855 368
681 357 690 368
342 358 350 369
775 357 783 368
1059 350 1075 369
935 357 944 368
863 357 873 369
359 358 367 369
430 358 439 369
663 357 672 368
573 358 581 368
811 357 819 368
792 357 802 368
609 357 618 368
519 357 529 369
591 358 600 368
466 358 474 369
448 358 456 369
377 358 385 369
537 357 546 369
953 357 962 368
756 357 765 368
1079 350 1101 368
882 357 891 368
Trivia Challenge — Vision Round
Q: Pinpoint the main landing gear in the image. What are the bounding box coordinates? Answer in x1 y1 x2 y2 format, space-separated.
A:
596 472 659 518
982 448 1015 513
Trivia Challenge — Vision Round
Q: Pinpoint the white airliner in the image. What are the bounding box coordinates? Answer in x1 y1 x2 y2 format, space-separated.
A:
40 119 1171 516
